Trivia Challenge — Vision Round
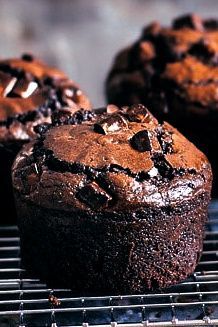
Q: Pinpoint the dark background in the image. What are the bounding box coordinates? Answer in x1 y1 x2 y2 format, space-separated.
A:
1 0 218 106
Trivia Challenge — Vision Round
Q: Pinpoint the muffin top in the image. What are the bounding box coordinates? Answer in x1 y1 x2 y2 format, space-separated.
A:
106 14 218 111
0 54 91 143
12 104 212 212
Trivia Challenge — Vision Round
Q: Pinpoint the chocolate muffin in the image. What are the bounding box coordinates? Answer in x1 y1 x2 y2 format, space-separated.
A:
12 104 212 294
106 14 218 195
0 54 91 223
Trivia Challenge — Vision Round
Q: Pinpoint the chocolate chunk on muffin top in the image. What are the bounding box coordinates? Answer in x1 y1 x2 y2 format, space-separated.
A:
0 54 91 143
13 104 212 212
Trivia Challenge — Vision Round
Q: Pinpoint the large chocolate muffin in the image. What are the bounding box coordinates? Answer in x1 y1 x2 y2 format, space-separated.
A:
0 54 91 223
106 14 218 195
12 104 212 295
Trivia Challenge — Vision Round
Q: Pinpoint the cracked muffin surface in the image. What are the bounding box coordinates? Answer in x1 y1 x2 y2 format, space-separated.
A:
106 14 218 195
13 104 212 294
0 54 91 223
13 104 211 211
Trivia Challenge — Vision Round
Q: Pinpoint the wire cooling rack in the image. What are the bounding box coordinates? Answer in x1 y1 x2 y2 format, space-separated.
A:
0 202 218 327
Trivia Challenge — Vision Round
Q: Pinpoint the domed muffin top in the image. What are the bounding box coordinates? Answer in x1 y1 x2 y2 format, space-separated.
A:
44 105 205 174
0 54 90 143
12 104 212 213
106 14 218 110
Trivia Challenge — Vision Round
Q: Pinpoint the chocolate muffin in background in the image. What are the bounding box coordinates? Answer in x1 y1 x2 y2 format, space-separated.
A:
0 54 91 224
106 14 218 195
12 104 212 295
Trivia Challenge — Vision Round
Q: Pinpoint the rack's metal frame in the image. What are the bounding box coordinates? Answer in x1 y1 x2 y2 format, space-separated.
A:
1 207 218 327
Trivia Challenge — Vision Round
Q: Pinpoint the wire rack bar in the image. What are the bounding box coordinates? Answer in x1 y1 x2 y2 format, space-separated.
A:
0 204 218 326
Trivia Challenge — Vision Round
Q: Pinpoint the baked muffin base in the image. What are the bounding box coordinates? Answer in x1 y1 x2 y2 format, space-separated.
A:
15 191 209 295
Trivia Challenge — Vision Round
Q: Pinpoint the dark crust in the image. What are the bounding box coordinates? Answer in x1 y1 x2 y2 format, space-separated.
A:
16 191 209 294
12 105 212 212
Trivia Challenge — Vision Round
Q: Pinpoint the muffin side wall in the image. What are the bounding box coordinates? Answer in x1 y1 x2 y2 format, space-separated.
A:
15 191 209 295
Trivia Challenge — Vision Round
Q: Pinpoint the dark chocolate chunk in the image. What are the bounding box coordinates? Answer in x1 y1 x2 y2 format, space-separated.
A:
76 182 112 209
52 108 75 125
173 14 204 31
22 53 34 62
12 68 25 79
0 63 11 73
93 123 106 134
130 130 151 152
93 114 128 135
52 108 95 126
189 40 218 62
43 76 54 86
123 104 152 123
204 19 218 30
34 123 51 135
152 153 173 179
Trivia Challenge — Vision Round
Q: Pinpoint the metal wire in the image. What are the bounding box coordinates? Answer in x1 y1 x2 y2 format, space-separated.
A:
0 204 218 327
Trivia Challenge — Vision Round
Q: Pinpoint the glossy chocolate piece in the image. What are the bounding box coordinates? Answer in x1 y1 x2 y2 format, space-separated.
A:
76 182 112 209
130 130 151 152
93 114 128 135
